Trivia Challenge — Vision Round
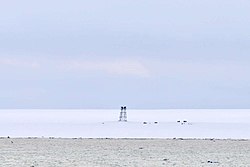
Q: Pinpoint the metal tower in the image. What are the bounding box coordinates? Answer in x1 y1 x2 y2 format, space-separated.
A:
119 106 127 122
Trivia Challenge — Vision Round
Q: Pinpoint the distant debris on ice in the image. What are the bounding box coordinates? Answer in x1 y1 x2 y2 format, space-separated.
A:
177 120 192 125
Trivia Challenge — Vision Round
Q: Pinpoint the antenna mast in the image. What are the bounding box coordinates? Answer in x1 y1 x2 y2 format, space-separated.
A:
119 106 127 122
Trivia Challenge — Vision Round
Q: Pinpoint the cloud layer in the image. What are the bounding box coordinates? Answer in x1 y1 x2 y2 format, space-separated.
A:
1 0 250 108
0 57 150 77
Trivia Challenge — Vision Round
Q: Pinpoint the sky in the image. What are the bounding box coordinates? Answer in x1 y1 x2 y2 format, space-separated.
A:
0 0 250 109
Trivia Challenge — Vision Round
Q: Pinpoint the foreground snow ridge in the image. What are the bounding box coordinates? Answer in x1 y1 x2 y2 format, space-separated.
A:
0 109 250 139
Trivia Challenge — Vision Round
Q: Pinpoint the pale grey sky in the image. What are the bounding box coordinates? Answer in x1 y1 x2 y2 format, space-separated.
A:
0 0 250 108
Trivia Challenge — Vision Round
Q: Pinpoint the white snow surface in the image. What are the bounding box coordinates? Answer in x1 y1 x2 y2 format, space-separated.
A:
0 109 250 139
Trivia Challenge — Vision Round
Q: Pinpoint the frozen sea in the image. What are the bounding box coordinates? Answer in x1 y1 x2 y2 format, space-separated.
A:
0 109 250 139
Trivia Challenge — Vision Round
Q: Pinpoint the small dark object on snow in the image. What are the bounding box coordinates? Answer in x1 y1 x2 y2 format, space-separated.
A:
163 158 168 161
207 160 219 164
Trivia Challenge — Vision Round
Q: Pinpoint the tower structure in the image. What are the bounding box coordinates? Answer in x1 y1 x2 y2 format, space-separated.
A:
119 106 127 122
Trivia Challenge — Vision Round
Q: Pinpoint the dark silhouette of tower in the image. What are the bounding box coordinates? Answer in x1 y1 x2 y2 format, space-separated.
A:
119 106 127 122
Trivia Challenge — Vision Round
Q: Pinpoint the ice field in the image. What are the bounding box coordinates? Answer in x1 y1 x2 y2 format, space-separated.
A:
0 109 250 139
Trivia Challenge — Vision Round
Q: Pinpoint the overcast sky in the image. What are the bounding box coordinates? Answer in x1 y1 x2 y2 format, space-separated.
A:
1 0 250 109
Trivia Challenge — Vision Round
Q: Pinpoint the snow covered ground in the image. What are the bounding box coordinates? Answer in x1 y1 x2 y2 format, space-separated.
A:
0 109 250 139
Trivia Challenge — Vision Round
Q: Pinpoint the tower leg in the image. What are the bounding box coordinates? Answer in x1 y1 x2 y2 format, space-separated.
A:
119 107 123 121
124 108 127 122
